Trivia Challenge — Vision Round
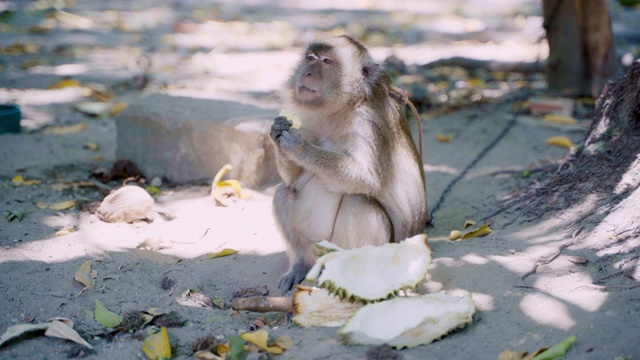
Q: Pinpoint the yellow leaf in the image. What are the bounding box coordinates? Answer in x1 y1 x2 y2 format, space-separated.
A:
467 77 484 87
142 327 172 360
49 200 77 210
85 142 99 151
498 348 528 360
208 248 238 259
110 102 129 116
12 175 41 186
448 230 462 241
74 260 97 293
436 133 452 143
274 335 293 350
216 343 231 357
542 114 579 125
240 330 283 355
55 227 75 237
462 224 492 240
463 220 476 228
546 135 575 150
36 202 48 209
49 78 82 89
94 300 123 328
44 122 87 135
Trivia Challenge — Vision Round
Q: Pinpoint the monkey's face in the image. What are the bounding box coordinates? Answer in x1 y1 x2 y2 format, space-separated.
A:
286 36 389 112
290 44 342 107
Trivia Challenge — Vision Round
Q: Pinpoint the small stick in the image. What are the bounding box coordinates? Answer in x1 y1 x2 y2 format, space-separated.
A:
232 296 293 313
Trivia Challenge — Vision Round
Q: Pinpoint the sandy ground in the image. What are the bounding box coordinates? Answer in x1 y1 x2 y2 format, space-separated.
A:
1 1 640 359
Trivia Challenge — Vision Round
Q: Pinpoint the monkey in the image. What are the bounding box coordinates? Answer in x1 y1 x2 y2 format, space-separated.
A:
270 35 430 292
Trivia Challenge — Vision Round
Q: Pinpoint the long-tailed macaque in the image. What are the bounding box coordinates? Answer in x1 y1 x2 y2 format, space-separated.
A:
270 36 430 292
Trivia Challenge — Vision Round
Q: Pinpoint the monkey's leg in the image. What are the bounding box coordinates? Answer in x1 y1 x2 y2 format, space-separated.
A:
274 177 342 292
330 194 392 249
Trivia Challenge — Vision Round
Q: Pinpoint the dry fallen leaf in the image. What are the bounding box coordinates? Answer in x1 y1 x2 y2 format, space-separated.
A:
74 260 97 294
240 329 284 355
542 113 579 125
110 102 129 116
85 142 100 151
49 78 82 89
55 227 75 237
436 133 452 143
0 318 93 349
463 220 477 228
462 224 492 240
208 248 238 259
448 230 463 241
12 175 41 186
49 200 77 210
44 122 87 135
546 135 576 150
142 327 172 360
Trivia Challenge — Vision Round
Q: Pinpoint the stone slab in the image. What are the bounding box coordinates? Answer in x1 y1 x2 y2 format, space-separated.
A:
116 93 280 187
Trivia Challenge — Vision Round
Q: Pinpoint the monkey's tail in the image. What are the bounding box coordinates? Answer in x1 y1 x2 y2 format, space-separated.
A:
389 85 423 164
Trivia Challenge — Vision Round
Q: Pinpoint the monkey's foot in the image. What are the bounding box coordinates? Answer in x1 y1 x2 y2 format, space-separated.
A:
278 261 311 293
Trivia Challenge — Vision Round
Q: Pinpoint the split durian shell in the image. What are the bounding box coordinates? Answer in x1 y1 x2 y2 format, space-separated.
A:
339 292 476 349
293 285 364 328
97 185 154 223
305 234 431 302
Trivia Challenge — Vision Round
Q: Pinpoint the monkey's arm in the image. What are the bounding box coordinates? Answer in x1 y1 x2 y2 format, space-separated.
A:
277 128 386 195
270 116 303 184
273 148 302 185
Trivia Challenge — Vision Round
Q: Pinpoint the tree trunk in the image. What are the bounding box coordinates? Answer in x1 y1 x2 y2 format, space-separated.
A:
542 0 618 97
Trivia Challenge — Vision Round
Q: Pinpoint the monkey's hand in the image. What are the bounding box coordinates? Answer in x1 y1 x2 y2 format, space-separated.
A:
270 116 293 142
271 116 306 155
277 127 305 154
278 260 311 293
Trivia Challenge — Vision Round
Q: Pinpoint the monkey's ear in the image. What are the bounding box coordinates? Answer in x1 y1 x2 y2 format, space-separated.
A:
362 63 386 88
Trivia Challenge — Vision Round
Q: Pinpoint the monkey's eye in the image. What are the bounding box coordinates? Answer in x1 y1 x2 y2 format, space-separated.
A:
322 58 334 64
306 53 318 62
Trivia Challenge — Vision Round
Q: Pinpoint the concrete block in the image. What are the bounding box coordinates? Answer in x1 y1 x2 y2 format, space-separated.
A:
116 94 280 187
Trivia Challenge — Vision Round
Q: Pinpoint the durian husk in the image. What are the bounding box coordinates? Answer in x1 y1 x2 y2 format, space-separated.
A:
339 292 476 349
97 185 154 223
306 234 431 303
292 285 364 328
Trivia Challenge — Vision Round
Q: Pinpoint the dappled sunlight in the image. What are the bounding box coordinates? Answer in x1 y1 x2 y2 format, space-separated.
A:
460 252 490 265
614 155 640 194
488 253 535 275
508 193 601 244
30 63 90 76
0 189 284 264
0 88 87 106
533 272 608 312
574 189 640 254
520 293 575 330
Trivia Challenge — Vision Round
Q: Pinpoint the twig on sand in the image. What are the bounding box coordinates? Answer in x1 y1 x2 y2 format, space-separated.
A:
232 296 293 313
521 242 573 280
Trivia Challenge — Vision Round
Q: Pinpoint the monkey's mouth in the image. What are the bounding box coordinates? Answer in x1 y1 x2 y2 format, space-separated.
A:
298 85 317 93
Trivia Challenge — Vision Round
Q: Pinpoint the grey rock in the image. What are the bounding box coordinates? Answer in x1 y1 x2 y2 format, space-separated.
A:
116 94 280 187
